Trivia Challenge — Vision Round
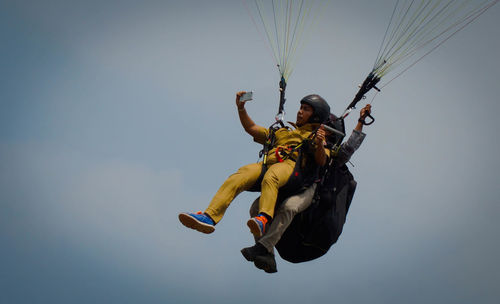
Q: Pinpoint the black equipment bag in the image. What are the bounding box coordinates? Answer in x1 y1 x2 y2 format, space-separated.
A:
275 163 357 263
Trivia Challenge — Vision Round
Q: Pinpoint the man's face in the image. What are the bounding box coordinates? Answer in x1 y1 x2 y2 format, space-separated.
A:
296 103 314 126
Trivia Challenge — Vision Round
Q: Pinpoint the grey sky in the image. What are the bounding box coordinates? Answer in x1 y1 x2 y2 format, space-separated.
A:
1 1 499 303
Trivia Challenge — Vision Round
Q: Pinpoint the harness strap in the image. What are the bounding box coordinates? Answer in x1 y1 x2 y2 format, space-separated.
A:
275 143 302 163
261 125 277 165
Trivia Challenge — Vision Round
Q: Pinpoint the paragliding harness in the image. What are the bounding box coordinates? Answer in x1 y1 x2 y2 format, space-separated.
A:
247 74 353 203
247 77 321 200
247 125 319 199
272 77 379 263
246 74 361 262
275 160 357 263
273 116 356 263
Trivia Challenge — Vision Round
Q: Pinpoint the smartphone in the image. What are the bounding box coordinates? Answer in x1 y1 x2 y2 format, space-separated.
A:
240 91 253 102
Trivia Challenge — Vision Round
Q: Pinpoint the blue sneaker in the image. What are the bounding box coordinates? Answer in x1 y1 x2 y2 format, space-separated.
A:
179 211 215 234
246 214 269 238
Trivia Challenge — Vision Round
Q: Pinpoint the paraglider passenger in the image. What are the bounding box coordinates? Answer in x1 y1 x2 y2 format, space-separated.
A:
241 104 372 273
179 91 331 238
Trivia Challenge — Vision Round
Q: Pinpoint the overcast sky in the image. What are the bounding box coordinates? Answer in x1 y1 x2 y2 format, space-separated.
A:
1 1 499 303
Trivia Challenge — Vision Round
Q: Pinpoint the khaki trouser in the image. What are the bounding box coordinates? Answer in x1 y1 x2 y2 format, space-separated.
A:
205 158 295 223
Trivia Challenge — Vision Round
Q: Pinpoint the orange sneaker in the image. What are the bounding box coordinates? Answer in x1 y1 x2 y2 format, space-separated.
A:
246 214 269 238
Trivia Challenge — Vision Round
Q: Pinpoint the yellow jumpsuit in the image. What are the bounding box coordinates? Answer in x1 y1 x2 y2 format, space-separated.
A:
205 123 319 223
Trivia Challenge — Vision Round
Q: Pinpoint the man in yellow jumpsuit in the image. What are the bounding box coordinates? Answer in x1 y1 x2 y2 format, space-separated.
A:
179 91 330 237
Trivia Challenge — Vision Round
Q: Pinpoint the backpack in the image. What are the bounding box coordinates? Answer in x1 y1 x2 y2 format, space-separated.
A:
275 163 357 263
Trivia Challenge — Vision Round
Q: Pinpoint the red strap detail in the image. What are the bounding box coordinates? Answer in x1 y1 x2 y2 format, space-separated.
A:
275 147 284 162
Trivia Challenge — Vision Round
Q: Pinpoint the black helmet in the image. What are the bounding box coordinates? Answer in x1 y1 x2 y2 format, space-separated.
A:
325 113 345 145
300 94 331 123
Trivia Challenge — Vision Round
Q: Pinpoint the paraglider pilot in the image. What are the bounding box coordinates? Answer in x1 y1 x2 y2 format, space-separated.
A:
242 104 372 273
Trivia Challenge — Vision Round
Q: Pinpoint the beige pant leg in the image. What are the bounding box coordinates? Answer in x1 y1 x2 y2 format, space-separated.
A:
205 162 262 223
258 184 317 252
258 159 295 218
248 184 317 252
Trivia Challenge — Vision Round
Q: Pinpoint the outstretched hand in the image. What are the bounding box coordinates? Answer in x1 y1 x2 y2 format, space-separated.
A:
360 104 372 120
355 104 373 131
236 91 247 111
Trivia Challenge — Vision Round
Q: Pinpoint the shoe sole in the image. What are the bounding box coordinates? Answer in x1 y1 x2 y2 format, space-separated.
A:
240 247 255 262
247 219 263 238
254 256 277 273
178 213 215 234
